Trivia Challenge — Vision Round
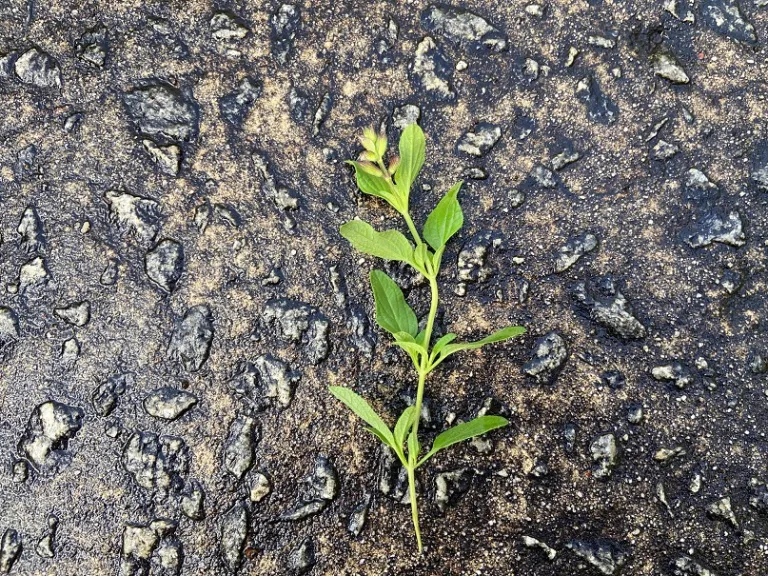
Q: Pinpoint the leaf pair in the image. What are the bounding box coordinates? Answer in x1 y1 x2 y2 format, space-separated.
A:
329 385 508 468
427 325 527 371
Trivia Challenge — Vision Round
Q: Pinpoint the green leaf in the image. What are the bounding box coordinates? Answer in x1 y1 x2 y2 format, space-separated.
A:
394 406 418 450
408 431 421 462
346 161 394 202
393 331 425 367
442 326 526 355
395 124 426 199
423 181 464 251
329 386 395 447
340 221 414 263
418 415 509 466
430 333 457 359
370 270 419 337
412 243 432 276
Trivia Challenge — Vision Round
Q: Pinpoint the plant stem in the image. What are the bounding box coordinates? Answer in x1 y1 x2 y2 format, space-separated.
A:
406 274 440 553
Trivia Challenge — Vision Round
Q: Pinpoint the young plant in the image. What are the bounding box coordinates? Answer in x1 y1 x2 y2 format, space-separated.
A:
329 124 525 552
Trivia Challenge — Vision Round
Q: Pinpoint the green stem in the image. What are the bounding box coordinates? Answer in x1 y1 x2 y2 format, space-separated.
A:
405 275 440 553
402 211 423 247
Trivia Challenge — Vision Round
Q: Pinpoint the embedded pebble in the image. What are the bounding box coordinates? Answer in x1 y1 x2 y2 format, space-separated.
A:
167 305 214 372
143 387 198 420
523 332 568 381
590 433 618 479
145 239 184 292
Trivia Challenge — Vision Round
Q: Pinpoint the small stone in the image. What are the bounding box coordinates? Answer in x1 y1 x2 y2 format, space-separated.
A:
271 4 300 65
123 83 199 143
100 259 119 285
652 139 680 160
652 363 694 389
457 231 497 283
680 210 746 248
122 432 190 493
142 140 181 176
229 355 300 410
627 404 643 424
522 535 557 560
531 165 557 188
573 277 646 340
92 373 131 416
671 555 719 576
590 433 618 479
105 190 162 246
588 35 615 48
145 239 184 292
392 104 421 130
509 189 526 208
420 5 508 53
220 77 262 127
19 401 84 473
54 301 90 326
14 48 62 89
75 25 109 68
181 480 205 520
456 122 502 157
211 11 249 41
167 305 214 372
551 149 580 171
564 423 577 453
262 299 329 365
11 460 27 483
699 0 756 44
36 516 58 558
143 387 197 420
654 446 686 463
434 469 473 513
554 233 598 272
61 338 80 366
223 415 259 481
523 332 568 382
706 496 738 528
250 473 272 502
0 307 20 347
651 47 689 83
348 496 370 536
220 500 249 573
410 36 457 103
565 538 627 575
17 205 45 253
287 538 316 575
0 530 21 573
19 257 50 295
575 76 618 125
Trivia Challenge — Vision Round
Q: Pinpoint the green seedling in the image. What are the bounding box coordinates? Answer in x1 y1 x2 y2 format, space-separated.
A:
329 124 525 552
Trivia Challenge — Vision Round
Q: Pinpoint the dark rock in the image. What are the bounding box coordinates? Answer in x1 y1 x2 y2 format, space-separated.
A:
54 301 90 326
652 139 680 160
122 431 190 493
17 205 45 253
220 500 249 573
421 5 507 53
76 25 109 68
575 76 618 125
279 455 338 521
288 86 310 124
229 355 300 410
262 299 329 365
167 305 214 372
393 104 421 131
271 4 300 65
683 169 720 203
522 535 557 560
278 499 328 522
554 233 598 272
457 231 497 284
14 48 62 89
573 277 646 340
671 555 719 575
121 519 181 576
181 479 206 520
457 122 502 157
36 515 58 558
749 478 768 513
530 165 557 188
564 423 577 453
0 529 22 573
651 363 694 389
312 92 332 137
105 190 162 246
210 12 249 42
434 469 473 513
523 332 568 381
18 401 84 473
220 77 262 127
287 538 316 575
123 83 199 143
92 373 131 416
100 258 119 285
348 496 370 536
699 0 756 44
601 370 625 390
551 149 580 171
705 496 738 527
651 47 689 83
0 307 20 347
143 387 197 420
249 473 272 502
18 256 50 295
680 210 745 248
223 415 258 481
565 538 627 575
748 351 768 374
590 433 618 479
378 446 409 503
145 239 184 292
142 140 181 177
410 36 456 103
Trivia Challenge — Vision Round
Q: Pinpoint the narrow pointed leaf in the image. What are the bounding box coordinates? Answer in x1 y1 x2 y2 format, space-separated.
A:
430 333 457 359
393 331 425 366
329 386 395 447
408 431 420 461
418 415 509 466
438 326 526 359
370 270 419 336
394 406 418 450
395 123 426 198
423 181 464 250
340 220 414 263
